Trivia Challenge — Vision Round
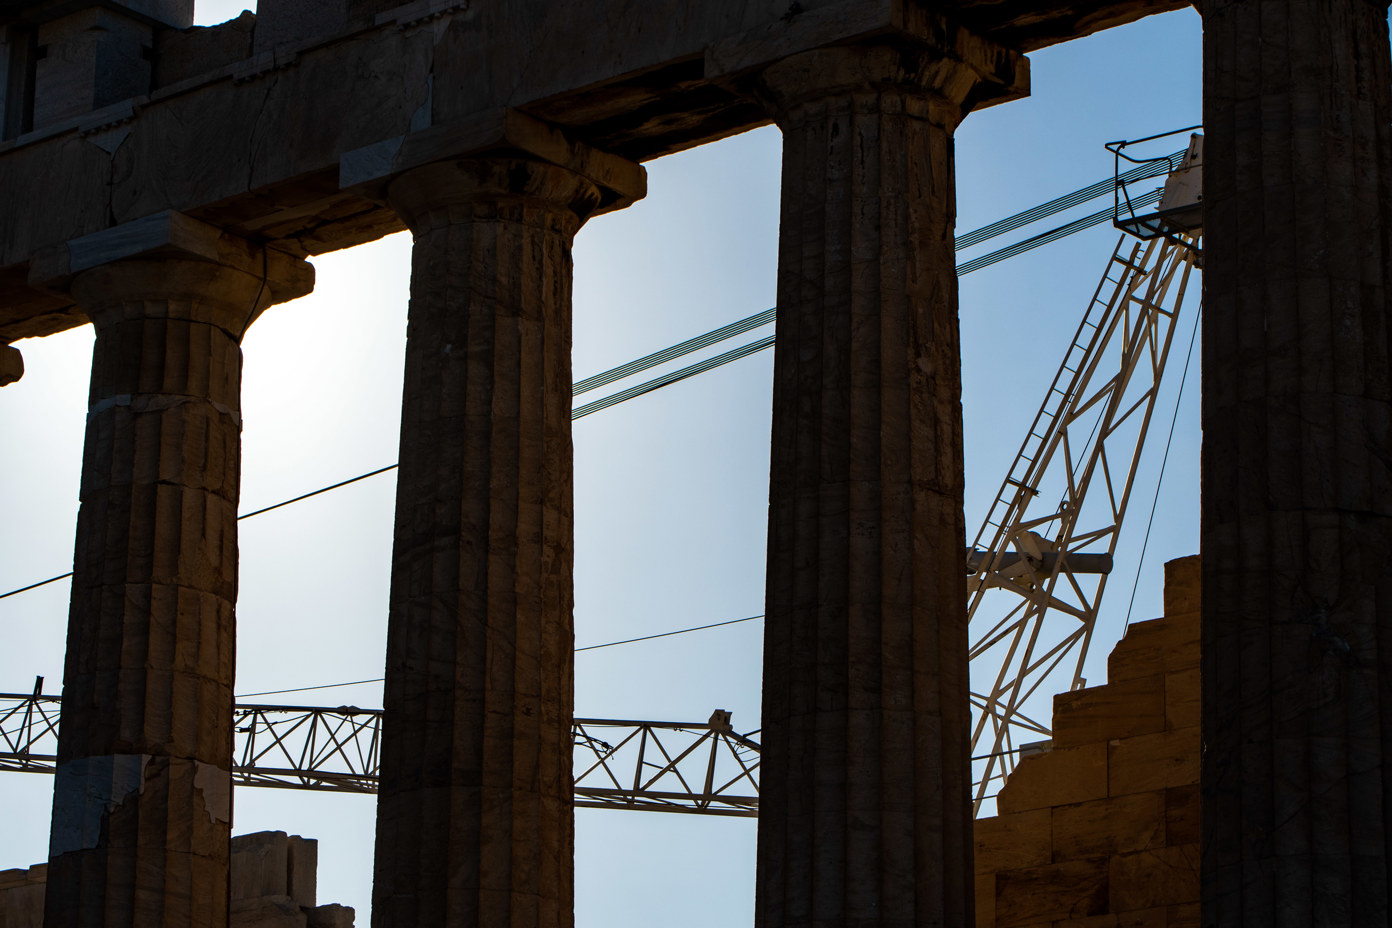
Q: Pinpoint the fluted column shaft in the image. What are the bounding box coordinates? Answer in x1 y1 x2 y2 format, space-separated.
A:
44 258 275 928
371 159 602 928
1201 0 1392 924
755 46 990 928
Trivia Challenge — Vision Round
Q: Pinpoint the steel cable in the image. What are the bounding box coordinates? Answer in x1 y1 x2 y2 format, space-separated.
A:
0 167 1178 602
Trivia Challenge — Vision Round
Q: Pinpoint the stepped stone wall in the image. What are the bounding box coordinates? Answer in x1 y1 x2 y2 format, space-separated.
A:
974 555 1201 928
0 832 353 928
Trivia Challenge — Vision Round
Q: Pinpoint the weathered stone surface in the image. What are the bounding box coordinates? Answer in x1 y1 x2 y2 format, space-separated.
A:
1162 667 1198 731
0 267 86 344
1163 785 1199 848
1160 555 1199 617
995 859 1109 926
4 0 195 29
1106 617 1198 683
1051 674 1166 748
1 883 44 928
1108 845 1199 913
31 8 151 130
1 838 350 928
252 0 346 55
1107 728 1198 797
370 155 626 928
1201 1 1392 924
0 133 118 299
1166 901 1199 927
229 898 306 928
706 4 1030 102
38 231 311 928
976 873 996 928
953 0 1190 51
975 809 1052 874
996 743 1108 813
285 836 316 909
0 22 33 139
1050 908 1164 928
1052 792 1165 861
0 343 22 385
304 904 353 928
338 107 646 216
0 865 45 928
151 13 255 90
231 833 291 903
753 39 1024 928
228 832 319 913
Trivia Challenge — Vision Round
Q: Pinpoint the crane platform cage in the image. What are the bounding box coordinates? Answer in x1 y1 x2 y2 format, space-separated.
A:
1108 127 1204 252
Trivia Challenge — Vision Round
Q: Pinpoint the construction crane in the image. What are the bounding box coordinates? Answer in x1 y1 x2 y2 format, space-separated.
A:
965 128 1203 811
0 132 1203 819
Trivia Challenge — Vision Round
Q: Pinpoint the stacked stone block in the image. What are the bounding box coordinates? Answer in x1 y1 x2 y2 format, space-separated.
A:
0 833 352 928
230 831 354 928
0 865 45 928
974 556 1201 928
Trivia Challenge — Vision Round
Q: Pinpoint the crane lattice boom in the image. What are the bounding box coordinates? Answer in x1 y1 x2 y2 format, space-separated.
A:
966 230 1200 812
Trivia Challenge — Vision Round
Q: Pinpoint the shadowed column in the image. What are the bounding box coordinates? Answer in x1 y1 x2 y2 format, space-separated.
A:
371 157 609 928
34 224 312 928
753 38 1025 928
1201 0 1392 924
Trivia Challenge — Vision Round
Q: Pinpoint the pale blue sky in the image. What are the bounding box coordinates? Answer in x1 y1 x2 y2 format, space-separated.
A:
0 6 1202 925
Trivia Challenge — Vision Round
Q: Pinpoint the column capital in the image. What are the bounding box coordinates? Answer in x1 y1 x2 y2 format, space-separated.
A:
385 157 606 239
755 41 1028 128
340 107 647 220
27 210 314 336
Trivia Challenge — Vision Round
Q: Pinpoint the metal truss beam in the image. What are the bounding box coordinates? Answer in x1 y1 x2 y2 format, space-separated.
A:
0 693 761 817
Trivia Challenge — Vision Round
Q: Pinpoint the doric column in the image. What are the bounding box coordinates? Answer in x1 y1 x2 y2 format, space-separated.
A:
370 152 641 928
753 38 1025 928
27 214 312 928
1201 1 1392 924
